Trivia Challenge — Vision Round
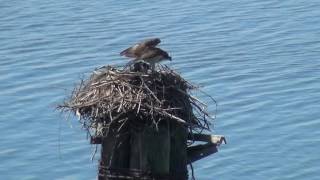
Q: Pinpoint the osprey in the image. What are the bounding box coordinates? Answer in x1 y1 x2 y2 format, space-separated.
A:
120 38 172 69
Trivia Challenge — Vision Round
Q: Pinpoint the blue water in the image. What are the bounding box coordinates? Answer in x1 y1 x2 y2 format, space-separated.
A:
1 1 320 179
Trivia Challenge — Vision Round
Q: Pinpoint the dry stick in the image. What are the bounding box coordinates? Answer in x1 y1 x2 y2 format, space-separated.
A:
189 95 207 107
108 109 113 122
195 89 218 118
116 87 124 112
155 108 186 124
143 83 162 105
135 83 143 113
117 99 124 113
191 101 212 119
117 118 128 132
175 88 207 108
91 145 98 161
137 97 142 114
168 88 213 127
93 81 113 88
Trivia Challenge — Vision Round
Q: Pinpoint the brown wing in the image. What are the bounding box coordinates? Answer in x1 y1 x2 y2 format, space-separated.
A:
120 45 138 58
140 48 159 60
120 38 161 58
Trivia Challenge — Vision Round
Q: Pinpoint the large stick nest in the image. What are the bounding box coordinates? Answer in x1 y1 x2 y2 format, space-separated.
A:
58 62 214 137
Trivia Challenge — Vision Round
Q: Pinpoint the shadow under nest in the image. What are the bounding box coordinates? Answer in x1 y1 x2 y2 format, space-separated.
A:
58 62 214 138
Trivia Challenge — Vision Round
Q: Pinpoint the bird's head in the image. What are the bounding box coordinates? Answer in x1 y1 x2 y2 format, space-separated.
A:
153 38 161 45
145 38 161 47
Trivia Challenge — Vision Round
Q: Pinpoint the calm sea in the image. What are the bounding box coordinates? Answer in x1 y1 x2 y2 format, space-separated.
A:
1 0 320 179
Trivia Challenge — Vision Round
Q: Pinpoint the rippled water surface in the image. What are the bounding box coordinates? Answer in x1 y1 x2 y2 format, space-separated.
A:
1 1 320 179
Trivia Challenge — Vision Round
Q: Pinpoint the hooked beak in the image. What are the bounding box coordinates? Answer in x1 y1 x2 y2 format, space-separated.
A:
168 56 172 61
